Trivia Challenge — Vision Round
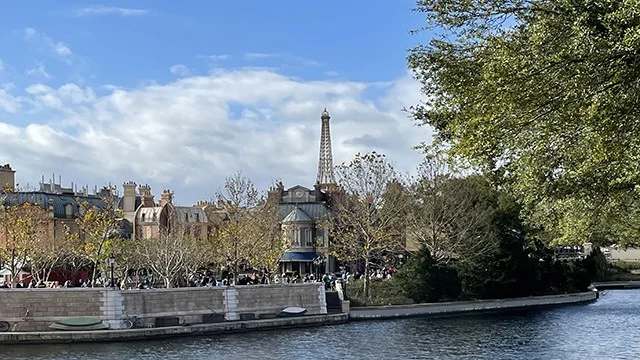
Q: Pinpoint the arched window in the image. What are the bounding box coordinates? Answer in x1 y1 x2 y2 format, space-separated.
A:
65 204 73 218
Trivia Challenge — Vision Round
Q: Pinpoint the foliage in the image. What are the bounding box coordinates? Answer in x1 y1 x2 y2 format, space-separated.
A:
346 278 414 307
28 223 74 283
212 172 286 282
329 152 408 299
73 194 125 286
409 0 640 246
0 202 48 286
395 246 460 303
406 154 499 263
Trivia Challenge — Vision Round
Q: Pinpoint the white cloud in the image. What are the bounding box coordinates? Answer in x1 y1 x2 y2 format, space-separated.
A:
244 53 278 60
0 69 431 204
24 28 73 63
73 6 149 17
26 63 52 79
198 54 231 61
244 53 321 67
169 64 191 77
0 88 21 113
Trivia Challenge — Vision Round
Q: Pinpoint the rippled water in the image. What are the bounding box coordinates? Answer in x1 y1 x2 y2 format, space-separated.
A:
1 290 639 360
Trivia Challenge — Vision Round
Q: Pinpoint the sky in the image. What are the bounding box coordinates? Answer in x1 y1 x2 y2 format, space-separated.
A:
0 1 433 205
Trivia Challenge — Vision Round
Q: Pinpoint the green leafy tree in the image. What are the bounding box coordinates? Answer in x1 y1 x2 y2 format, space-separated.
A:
409 0 640 246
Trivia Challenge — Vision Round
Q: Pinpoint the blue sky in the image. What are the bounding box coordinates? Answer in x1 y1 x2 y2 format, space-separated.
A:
0 1 432 204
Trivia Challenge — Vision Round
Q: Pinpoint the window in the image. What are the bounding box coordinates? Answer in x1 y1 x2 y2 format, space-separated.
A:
65 204 73 218
141 213 146 222
292 229 300 246
195 213 200 222
305 228 313 247
185 213 189 222
152 213 157 222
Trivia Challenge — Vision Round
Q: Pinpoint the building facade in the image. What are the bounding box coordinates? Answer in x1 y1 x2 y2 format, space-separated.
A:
272 109 339 276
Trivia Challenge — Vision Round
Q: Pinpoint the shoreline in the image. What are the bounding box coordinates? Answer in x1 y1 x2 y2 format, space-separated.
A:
349 291 598 320
0 291 598 345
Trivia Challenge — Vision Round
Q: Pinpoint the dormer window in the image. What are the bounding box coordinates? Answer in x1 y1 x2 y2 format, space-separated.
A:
195 213 200 222
65 204 73 218
141 213 146 222
185 213 189 222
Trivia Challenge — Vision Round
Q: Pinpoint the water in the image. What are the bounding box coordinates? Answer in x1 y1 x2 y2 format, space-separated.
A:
1 290 639 360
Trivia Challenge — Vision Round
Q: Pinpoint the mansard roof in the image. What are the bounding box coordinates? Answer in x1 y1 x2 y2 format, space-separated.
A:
1 191 107 218
173 206 208 223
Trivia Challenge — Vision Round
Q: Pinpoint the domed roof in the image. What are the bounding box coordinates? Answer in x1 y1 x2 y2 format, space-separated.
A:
282 207 313 223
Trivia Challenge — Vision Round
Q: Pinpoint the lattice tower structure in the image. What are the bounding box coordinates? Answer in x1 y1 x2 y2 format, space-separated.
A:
316 108 336 187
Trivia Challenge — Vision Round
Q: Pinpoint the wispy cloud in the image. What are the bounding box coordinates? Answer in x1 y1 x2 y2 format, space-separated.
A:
24 28 73 63
169 64 190 77
244 53 321 67
198 54 231 61
26 63 52 79
0 59 4 72
73 6 149 17
244 53 278 60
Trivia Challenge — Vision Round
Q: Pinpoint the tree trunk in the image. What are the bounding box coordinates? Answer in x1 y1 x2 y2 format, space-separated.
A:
90 261 98 287
363 258 370 301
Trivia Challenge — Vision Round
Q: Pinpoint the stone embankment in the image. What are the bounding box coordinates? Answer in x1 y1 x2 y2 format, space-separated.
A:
349 291 598 320
593 281 640 290
0 285 598 344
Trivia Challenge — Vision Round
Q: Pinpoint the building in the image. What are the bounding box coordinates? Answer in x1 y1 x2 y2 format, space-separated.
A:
118 183 209 240
0 165 112 241
272 109 338 276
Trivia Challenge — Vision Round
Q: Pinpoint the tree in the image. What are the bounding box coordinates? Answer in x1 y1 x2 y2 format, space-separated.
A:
212 172 284 283
329 152 407 300
406 155 498 263
0 202 49 287
409 0 640 246
27 223 73 283
73 195 124 286
133 218 207 288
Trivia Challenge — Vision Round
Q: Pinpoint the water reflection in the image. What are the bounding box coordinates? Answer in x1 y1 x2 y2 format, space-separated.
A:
1 290 638 360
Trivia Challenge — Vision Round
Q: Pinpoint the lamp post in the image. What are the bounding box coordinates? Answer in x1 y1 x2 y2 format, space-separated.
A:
108 255 115 289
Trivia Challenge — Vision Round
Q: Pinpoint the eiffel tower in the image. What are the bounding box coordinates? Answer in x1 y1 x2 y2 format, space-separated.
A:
316 108 336 189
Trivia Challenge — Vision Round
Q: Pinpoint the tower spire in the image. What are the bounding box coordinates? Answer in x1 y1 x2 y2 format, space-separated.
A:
316 108 336 188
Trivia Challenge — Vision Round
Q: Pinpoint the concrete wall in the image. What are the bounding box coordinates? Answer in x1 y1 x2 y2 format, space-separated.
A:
0 283 326 331
350 291 598 320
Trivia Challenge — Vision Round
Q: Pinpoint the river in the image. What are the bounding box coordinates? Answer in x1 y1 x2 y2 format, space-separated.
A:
1 290 638 360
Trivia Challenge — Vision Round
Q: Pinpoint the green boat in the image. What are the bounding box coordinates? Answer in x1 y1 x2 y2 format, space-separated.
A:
49 317 108 331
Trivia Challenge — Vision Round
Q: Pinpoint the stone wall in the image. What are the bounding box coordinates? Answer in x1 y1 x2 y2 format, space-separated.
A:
235 283 327 320
0 283 327 331
0 288 104 331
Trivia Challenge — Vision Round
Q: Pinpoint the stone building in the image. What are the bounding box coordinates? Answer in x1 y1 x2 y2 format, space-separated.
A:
118 183 209 240
0 165 112 241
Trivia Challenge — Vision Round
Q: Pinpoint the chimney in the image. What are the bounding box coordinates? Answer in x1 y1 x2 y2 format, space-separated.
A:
160 189 174 207
0 164 16 192
122 181 137 212
139 184 155 207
